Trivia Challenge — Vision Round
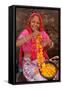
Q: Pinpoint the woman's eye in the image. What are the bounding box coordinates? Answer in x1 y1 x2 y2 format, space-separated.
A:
32 21 40 25
37 22 40 25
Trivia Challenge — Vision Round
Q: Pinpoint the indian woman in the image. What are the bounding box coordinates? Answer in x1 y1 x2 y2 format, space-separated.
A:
16 12 53 81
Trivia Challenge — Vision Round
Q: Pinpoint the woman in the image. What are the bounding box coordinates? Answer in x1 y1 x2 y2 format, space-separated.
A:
16 13 53 81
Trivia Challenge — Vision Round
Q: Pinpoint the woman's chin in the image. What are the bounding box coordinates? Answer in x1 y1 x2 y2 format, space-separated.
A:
32 28 39 32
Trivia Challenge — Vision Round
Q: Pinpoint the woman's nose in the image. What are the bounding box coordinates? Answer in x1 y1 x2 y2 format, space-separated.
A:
34 23 38 26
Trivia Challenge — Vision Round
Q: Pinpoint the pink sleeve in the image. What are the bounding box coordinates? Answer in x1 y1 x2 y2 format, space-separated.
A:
17 29 29 40
41 31 51 41
17 29 29 69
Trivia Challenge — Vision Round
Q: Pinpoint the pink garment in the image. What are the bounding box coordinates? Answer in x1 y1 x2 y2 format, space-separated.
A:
17 29 51 69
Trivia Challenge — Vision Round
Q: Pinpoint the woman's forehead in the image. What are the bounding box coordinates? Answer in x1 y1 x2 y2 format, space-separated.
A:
31 15 39 19
30 15 40 22
28 13 42 25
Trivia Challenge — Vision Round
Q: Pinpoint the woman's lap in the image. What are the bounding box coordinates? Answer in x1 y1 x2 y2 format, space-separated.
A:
23 57 47 81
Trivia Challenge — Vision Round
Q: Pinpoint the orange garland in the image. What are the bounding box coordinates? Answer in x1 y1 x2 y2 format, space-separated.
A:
36 35 45 69
31 35 45 70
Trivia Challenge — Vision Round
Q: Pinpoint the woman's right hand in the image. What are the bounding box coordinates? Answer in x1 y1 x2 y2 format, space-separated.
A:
32 30 40 38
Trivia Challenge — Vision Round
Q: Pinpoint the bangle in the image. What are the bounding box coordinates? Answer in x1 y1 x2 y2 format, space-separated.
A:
50 42 54 48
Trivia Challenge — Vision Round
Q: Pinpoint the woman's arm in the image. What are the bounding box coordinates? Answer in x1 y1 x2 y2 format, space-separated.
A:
44 39 53 48
16 34 32 47
16 30 40 47
41 31 54 49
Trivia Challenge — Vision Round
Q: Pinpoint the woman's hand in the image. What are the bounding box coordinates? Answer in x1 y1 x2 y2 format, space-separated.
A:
41 39 54 49
32 30 40 39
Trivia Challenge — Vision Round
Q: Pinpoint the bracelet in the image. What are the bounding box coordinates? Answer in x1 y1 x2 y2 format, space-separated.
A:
50 42 54 48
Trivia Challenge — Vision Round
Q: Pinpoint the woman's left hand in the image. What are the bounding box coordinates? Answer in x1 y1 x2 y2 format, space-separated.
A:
41 39 54 49
41 39 48 48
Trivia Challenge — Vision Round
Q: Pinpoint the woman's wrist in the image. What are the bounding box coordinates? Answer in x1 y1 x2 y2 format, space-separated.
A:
23 34 32 42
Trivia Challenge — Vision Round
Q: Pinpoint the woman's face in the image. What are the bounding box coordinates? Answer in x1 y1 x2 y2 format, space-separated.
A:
30 15 40 32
